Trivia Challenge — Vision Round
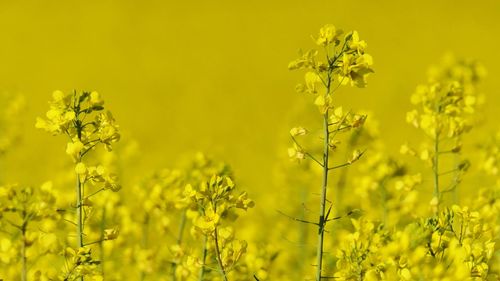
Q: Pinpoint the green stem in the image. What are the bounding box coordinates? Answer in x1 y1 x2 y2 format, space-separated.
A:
299 188 309 276
177 211 187 245
214 227 229 281
21 219 27 281
452 155 459 204
140 214 149 281
316 111 330 281
336 152 349 209
99 206 106 277
433 134 440 210
198 235 208 281
76 164 84 281
74 108 85 281
76 170 84 247
172 211 187 281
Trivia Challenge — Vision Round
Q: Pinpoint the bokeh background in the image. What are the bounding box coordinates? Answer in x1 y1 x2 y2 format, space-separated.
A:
1 0 499 196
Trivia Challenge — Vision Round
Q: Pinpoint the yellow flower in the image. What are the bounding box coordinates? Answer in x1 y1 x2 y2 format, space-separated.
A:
348 31 367 52
348 149 363 164
288 49 317 70
314 94 332 114
75 162 87 175
52 90 71 105
66 139 85 159
103 228 119 240
316 24 342 46
194 207 219 234
90 91 104 106
290 127 307 137
288 144 305 161
304 72 323 94
339 53 374 88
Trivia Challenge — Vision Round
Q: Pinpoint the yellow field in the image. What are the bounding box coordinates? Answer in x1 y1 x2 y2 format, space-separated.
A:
0 1 499 280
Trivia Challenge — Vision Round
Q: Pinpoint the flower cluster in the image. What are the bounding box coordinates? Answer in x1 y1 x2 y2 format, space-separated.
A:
288 107 366 163
36 90 120 158
333 201 498 280
0 182 60 280
403 56 484 209
406 55 484 140
35 91 121 280
289 25 373 114
62 247 102 281
183 174 254 280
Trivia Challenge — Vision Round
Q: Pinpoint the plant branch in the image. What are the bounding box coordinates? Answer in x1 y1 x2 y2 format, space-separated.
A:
276 210 319 226
214 226 229 281
198 235 208 281
291 136 324 167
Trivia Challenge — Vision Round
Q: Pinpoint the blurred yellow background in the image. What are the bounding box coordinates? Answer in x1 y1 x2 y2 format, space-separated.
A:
1 0 499 193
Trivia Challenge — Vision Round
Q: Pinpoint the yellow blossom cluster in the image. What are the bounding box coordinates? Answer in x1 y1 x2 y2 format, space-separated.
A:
33 91 122 280
183 174 254 280
289 24 373 115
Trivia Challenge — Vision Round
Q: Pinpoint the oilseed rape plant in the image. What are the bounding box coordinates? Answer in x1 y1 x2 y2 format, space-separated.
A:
1 20 500 281
288 24 372 281
36 91 121 280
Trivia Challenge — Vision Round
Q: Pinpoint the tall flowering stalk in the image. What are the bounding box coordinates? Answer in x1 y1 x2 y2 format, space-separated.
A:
288 25 373 280
36 91 121 280
404 56 485 210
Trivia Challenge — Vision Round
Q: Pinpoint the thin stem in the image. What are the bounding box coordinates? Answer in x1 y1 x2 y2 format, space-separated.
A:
80 143 99 158
336 141 353 212
140 214 150 281
452 155 460 204
328 162 351 171
76 167 84 248
21 217 27 281
439 169 459 176
177 211 187 245
276 210 318 226
291 136 323 167
316 111 330 281
172 211 187 281
84 239 106 247
84 188 105 200
433 134 440 210
298 188 309 276
76 161 84 281
74 101 85 281
99 206 106 277
198 235 208 281
214 226 229 281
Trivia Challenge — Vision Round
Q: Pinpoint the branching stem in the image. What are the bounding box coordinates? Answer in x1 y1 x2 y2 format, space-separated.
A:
76 161 84 281
198 235 208 281
21 215 27 281
214 226 229 281
433 133 441 210
315 111 330 281
173 211 187 281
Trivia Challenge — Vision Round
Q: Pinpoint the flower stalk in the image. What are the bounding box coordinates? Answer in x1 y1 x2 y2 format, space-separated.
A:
198 235 208 281
288 25 373 280
21 216 27 281
214 226 229 281
316 111 330 281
